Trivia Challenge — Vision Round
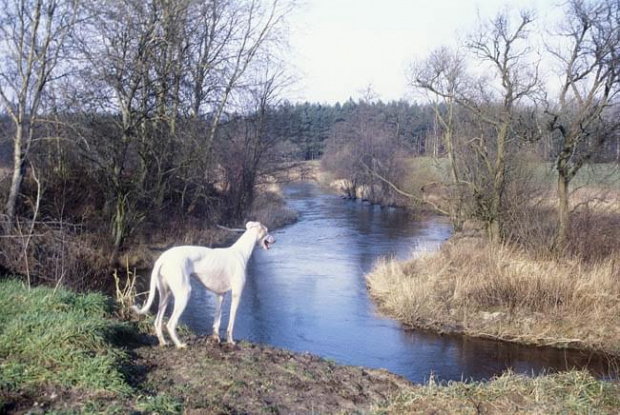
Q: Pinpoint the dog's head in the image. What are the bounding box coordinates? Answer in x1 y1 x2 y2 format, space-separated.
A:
246 221 275 250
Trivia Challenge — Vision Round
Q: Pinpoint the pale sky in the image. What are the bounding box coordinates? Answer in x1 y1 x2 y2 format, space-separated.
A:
286 0 556 104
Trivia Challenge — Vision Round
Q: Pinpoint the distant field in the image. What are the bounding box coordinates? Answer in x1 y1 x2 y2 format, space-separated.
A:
404 157 620 190
530 162 620 189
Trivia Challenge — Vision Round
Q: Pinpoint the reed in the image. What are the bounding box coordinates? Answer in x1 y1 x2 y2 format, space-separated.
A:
367 236 620 352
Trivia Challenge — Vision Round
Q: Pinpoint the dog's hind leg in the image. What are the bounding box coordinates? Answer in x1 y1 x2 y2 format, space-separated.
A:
211 293 225 343
154 282 170 347
166 273 191 349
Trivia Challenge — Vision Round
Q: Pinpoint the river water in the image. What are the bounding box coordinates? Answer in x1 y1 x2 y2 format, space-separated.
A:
181 182 614 383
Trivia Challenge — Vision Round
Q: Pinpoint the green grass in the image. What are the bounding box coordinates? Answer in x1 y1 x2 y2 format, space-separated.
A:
136 394 183 414
0 278 131 395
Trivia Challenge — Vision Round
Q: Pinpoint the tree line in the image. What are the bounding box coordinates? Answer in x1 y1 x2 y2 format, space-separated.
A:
1 0 619 285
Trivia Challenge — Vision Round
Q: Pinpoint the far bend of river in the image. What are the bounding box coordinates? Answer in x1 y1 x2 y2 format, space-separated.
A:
181 182 615 384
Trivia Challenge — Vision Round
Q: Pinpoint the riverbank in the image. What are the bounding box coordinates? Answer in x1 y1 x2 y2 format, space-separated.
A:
0 179 299 293
367 235 620 357
2 279 619 414
120 182 299 272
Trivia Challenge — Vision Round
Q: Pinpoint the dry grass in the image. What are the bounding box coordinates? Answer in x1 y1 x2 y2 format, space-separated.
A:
376 370 620 414
112 260 138 320
367 236 620 353
249 187 298 230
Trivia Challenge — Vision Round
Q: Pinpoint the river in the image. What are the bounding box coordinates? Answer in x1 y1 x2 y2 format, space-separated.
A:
181 182 614 383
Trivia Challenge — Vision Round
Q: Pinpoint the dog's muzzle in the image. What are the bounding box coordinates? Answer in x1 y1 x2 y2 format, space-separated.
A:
262 235 275 250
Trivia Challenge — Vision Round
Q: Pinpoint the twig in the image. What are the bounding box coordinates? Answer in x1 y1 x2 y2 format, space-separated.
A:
216 224 245 233
0 234 47 238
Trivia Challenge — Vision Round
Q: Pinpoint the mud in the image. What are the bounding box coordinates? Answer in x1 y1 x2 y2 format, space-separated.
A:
129 335 413 413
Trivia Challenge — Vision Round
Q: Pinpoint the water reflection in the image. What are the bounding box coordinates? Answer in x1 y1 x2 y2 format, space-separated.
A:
181 182 616 383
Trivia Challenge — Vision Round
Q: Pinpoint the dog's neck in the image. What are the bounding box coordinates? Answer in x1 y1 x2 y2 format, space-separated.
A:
231 228 259 263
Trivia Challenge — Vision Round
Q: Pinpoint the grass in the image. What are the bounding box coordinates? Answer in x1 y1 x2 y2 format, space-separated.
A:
0 279 131 402
529 162 620 190
367 236 620 353
376 370 620 414
403 157 620 189
136 394 183 414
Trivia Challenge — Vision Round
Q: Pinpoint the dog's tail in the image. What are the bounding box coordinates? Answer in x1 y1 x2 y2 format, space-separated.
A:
132 259 162 315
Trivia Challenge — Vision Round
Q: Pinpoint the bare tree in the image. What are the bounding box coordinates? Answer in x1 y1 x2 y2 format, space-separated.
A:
68 0 292 261
545 0 620 247
0 0 79 231
200 0 290 180
322 96 410 205
414 10 541 241
160 0 292 214
75 0 161 261
410 46 468 230
218 64 292 222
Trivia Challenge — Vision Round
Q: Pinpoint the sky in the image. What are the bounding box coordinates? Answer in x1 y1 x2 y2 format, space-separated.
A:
285 0 555 104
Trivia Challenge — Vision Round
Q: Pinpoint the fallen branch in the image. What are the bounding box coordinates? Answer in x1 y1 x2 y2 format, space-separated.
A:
216 224 246 233
476 331 583 347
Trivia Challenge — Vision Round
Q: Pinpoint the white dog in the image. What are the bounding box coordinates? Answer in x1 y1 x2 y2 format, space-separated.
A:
132 221 275 348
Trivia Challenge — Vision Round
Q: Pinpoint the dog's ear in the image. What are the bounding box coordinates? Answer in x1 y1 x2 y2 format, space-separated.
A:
245 221 259 230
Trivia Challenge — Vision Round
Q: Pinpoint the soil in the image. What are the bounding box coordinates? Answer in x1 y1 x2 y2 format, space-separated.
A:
132 336 413 414
6 334 415 414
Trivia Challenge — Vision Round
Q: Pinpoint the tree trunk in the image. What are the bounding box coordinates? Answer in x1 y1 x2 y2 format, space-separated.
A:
489 122 508 243
5 126 25 231
487 190 502 243
444 126 465 232
488 219 501 244
556 173 570 249
110 192 127 266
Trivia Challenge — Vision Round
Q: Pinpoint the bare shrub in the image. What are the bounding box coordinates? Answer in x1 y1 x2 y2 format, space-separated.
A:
501 159 557 256
503 194 620 263
0 223 111 291
249 189 298 230
567 209 620 262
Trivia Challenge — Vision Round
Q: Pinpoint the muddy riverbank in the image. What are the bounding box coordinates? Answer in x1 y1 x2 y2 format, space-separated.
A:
2 262 620 414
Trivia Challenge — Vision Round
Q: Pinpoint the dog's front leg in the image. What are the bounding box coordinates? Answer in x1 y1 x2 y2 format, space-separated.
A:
226 291 242 345
212 294 225 343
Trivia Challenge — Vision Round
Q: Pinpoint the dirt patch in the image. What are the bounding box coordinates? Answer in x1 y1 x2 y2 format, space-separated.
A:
129 335 413 413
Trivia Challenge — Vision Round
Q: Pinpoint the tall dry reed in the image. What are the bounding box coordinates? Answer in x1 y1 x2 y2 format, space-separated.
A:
367 237 620 353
